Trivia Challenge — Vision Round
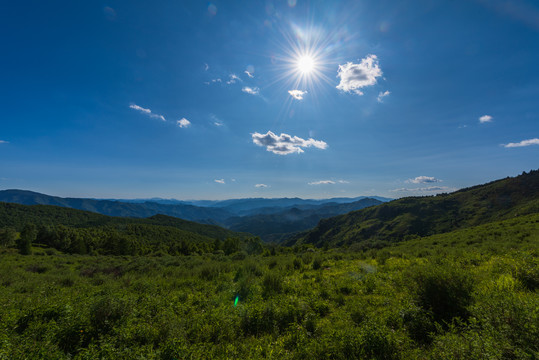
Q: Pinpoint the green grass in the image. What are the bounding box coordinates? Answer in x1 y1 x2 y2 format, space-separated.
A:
0 214 537 359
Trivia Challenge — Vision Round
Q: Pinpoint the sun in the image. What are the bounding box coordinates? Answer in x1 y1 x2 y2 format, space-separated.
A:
297 55 315 74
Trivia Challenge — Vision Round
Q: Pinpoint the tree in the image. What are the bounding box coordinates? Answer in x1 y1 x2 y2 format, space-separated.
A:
0 227 17 247
17 223 37 255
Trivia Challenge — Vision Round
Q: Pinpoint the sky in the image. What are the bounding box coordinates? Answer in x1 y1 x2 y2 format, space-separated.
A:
1 0 538 200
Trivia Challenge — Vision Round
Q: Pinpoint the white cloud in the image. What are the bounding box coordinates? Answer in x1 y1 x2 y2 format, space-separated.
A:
212 78 222 83
479 115 493 123
210 114 223 126
129 104 166 121
214 179 225 184
288 90 307 100
377 90 390 102
227 74 241 84
242 86 260 95
255 184 268 188
336 55 382 95
308 179 349 185
244 70 254 78
406 176 442 184
252 131 328 155
0 140 8 144
177 118 191 128
308 180 336 185
204 63 209 71
391 186 455 193
503 138 539 148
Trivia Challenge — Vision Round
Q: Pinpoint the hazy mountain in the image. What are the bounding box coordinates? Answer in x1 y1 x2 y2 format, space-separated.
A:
0 190 234 223
225 198 383 242
291 170 539 248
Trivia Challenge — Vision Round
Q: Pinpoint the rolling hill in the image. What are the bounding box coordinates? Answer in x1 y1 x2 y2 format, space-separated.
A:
292 169 539 248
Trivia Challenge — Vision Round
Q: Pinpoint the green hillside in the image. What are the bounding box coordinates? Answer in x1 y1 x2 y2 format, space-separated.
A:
0 202 254 256
294 169 539 248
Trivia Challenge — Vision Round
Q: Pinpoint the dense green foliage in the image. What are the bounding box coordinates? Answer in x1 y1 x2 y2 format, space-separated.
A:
0 202 256 256
294 169 539 248
0 212 537 358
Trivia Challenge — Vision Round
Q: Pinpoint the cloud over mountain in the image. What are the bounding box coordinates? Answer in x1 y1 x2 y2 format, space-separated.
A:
407 176 442 184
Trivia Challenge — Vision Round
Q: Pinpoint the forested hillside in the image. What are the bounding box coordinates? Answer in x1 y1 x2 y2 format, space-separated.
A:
293 170 539 248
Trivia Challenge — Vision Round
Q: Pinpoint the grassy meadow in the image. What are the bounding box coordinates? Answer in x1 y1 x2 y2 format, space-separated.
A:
0 213 537 359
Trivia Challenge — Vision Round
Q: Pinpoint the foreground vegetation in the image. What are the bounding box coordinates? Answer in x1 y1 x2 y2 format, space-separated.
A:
1 214 537 359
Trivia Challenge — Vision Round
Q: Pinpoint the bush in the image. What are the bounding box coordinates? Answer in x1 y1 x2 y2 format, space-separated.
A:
410 263 474 325
262 272 283 298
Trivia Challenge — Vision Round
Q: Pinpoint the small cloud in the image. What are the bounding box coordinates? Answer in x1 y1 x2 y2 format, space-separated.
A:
103 6 116 20
242 86 260 95
458 125 468 129
210 114 224 126
255 184 268 188
227 74 241 84
406 176 442 184
336 55 382 95
308 180 336 185
252 131 327 155
0 140 8 144
288 90 307 100
177 118 191 128
338 180 350 184
204 63 209 71
214 179 225 184
377 90 390 103
479 115 493 123
503 138 539 148
129 104 166 121
244 70 254 78
211 78 222 83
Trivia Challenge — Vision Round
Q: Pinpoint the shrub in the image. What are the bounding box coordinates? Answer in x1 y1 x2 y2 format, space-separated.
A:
410 263 474 325
262 272 283 298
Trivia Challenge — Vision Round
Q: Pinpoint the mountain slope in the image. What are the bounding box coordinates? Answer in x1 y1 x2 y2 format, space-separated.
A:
0 202 248 241
225 198 383 242
293 170 539 248
0 190 234 223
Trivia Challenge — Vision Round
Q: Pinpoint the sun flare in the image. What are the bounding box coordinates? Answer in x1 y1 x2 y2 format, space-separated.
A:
297 55 315 74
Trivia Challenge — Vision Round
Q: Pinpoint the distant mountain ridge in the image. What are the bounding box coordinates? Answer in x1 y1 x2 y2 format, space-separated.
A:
0 190 390 241
291 170 539 248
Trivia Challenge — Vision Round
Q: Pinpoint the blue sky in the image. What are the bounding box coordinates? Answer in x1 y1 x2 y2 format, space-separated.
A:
1 0 538 200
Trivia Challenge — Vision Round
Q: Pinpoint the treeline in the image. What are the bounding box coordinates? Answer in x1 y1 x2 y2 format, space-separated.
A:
1 223 266 256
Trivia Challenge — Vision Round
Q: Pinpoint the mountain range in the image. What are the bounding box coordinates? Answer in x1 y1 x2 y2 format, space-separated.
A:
0 190 388 241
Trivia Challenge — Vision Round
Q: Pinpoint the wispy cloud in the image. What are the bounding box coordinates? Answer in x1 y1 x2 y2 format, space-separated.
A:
204 63 209 71
377 90 390 102
212 78 222 83
227 74 241 84
308 179 349 185
252 131 327 155
242 86 260 95
479 115 493 123
244 70 254 78
129 104 166 121
210 114 224 127
503 138 539 148
288 90 307 100
308 180 336 185
177 118 191 128
0 140 8 144
406 176 442 184
391 186 455 193
336 55 382 95
214 179 225 184
255 183 268 188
